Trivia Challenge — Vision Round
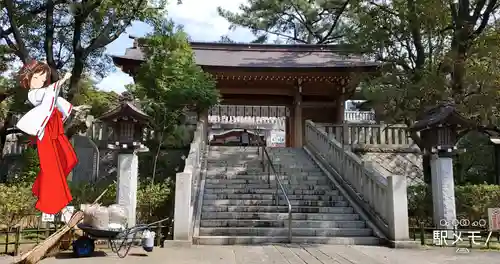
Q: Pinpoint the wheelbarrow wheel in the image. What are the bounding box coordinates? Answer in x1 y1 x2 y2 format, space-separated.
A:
72 236 95 257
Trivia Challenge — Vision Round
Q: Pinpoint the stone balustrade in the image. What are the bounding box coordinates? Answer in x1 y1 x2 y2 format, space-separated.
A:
304 120 409 244
173 119 207 241
344 110 376 123
315 123 415 148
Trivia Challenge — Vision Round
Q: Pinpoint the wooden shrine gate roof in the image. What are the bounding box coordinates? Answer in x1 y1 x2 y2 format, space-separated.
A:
112 38 380 72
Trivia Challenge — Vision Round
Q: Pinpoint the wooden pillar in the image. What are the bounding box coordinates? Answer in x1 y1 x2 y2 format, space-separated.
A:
336 86 346 124
293 79 303 147
285 116 291 147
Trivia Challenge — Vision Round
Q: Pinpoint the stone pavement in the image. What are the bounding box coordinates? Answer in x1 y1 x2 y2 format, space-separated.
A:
33 244 500 264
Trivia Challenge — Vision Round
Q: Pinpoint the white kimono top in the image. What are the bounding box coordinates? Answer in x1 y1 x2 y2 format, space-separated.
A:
16 80 73 141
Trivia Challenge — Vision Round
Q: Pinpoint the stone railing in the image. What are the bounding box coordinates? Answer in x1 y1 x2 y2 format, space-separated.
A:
315 123 415 148
304 120 409 244
173 119 207 241
208 115 286 127
344 110 376 123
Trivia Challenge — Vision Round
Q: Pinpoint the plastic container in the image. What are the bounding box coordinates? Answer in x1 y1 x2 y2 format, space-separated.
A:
141 230 155 252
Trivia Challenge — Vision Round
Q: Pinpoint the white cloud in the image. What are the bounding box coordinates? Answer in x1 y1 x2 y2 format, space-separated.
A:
97 0 253 93
167 0 253 42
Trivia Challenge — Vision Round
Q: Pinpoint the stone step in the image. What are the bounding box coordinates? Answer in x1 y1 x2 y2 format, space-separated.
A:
207 161 260 165
204 184 335 190
205 179 331 185
199 227 372 237
200 219 366 228
207 175 326 180
203 199 345 206
288 220 366 228
204 189 339 195
203 193 342 201
193 236 381 245
206 169 264 175
209 166 321 173
201 219 286 228
200 212 360 221
202 205 352 214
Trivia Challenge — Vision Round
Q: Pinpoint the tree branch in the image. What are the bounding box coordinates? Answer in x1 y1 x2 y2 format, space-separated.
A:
318 0 350 44
256 29 309 44
471 0 498 40
84 0 146 56
3 0 31 63
44 0 57 77
0 0 68 39
288 5 321 43
406 0 426 72
369 1 399 17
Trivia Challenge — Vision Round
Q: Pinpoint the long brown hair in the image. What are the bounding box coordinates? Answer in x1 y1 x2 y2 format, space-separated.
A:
18 60 51 89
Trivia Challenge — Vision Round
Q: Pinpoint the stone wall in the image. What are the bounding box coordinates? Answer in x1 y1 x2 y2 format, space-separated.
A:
354 146 424 185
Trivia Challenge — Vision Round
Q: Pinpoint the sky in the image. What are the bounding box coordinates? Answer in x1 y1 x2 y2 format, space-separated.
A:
96 0 254 93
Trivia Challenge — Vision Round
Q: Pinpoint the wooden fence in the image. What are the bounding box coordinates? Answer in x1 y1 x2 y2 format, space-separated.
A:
0 223 63 256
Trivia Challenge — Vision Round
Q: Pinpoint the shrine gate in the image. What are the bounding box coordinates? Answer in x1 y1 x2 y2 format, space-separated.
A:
112 39 379 147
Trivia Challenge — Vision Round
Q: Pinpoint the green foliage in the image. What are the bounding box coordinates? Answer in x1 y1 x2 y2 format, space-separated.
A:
408 184 500 225
69 181 117 208
1 0 167 76
0 45 14 73
131 20 218 157
133 21 219 115
9 148 40 185
138 148 189 183
217 0 349 44
346 0 500 126
0 184 37 228
455 132 496 184
136 179 172 223
71 78 119 117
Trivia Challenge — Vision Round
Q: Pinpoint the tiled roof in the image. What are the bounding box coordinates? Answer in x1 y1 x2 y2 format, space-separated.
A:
112 41 380 68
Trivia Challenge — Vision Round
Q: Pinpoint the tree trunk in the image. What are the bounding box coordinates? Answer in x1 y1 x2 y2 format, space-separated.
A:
0 113 15 160
67 57 85 103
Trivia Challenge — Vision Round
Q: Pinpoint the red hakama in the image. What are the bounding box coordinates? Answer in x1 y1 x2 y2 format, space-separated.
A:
32 109 78 214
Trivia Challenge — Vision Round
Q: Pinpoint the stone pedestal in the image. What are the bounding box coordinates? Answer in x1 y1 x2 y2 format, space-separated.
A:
117 152 139 227
430 154 456 235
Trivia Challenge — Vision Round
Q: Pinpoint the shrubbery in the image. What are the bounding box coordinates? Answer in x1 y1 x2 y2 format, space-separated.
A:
408 184 500 226
0 183 37 228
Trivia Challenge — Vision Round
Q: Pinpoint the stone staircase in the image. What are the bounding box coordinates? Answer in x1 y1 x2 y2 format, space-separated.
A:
194 146 381 245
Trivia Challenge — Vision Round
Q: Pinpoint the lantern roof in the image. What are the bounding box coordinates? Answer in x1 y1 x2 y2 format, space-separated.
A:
410 103 475 132
98 92 150 124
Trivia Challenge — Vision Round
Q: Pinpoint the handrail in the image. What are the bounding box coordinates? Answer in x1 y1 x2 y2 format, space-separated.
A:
192 131 210 239
258 140 292 243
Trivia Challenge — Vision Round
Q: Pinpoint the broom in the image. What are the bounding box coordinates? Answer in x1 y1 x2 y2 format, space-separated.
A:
14 185 112 264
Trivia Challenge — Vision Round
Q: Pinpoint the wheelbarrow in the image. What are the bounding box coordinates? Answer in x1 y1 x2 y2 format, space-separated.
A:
72 218 168 258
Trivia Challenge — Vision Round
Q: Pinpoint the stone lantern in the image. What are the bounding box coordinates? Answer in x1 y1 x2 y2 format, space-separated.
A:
410 104 474 233
98 92 150 227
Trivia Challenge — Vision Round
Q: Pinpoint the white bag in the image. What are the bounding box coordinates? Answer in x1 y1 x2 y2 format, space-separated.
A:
86 205 109 230
82 204 98 226
108 204 128 230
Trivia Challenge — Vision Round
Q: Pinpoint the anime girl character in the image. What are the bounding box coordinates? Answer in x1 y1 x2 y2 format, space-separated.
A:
15 60 78 214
